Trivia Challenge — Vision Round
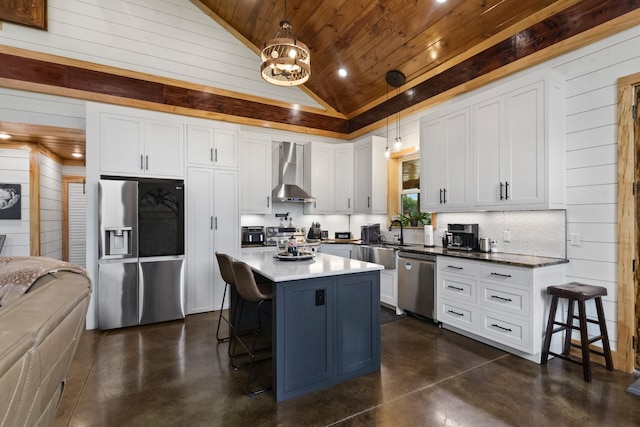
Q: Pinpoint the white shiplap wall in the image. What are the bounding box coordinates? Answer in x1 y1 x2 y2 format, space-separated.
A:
39 153 63 259
0 148 30 256
0 0 322 110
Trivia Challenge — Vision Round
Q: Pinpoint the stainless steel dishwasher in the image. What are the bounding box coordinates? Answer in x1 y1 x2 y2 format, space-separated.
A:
398 251 437 320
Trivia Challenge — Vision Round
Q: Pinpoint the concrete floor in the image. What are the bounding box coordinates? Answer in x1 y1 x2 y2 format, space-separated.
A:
54 311 640 426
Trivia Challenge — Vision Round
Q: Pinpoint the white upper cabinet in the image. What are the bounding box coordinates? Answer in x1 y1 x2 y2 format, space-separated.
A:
240 138 272 214
420 69 565 213
100 112 184 178
472 72 565 210
334 144 354 214
304 142 335 214
354 136 387 214
186 124 239 168
421 107 472 212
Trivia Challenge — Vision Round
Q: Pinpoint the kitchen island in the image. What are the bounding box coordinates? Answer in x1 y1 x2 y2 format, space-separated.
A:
234 251 383 402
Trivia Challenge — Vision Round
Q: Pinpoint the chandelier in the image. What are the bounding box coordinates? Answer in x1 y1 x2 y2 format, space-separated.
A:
260 0 310 86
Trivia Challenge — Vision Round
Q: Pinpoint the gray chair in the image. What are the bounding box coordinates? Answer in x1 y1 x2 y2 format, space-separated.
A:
229 260 274 396
214 252 236 342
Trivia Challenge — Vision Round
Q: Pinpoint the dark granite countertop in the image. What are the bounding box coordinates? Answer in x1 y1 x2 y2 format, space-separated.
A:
392 244 569 268
274 240 568 268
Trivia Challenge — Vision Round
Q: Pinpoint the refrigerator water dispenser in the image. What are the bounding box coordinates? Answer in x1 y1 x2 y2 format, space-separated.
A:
105 227 132 256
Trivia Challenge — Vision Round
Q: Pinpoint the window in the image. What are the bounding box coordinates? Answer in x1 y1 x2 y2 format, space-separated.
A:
400 156 420 218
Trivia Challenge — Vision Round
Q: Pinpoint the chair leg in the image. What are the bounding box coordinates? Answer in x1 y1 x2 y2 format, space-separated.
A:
541 296 559 365
246 300 271 397
216 283 231 342
562 299 575 357
577 300 592 382
594 297 614 370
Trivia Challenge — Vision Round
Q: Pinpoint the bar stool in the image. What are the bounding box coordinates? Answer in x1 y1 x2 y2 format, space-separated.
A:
230 260 274 396
541 282 613 382
214 252 236 342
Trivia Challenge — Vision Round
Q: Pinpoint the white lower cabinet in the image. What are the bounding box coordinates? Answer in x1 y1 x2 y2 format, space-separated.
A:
437 256 565 363
380 269 400 314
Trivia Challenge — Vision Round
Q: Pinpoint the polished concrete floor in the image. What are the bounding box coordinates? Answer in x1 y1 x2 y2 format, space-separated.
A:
54 311 640 427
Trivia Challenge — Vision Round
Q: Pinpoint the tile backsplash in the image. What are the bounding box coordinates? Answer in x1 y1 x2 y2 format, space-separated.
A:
436 210 566 258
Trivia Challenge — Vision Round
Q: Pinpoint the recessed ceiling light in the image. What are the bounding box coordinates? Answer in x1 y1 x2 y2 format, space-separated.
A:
71 152 83 158
0 133 11 140
436 0 447 3
338 68 348 77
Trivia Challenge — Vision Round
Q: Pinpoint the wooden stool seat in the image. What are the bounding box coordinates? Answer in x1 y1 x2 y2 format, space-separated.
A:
541 282 613 382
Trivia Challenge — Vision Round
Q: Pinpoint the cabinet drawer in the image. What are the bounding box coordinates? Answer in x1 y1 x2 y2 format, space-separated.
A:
438 257 478 277
440 274 476 303
479 309 531 352
479 263 530 287
479 282 530 317
439 299 476 331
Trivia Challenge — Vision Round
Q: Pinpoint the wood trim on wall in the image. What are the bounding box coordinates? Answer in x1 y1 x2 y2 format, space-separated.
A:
615 72 639 373
61 175 84 262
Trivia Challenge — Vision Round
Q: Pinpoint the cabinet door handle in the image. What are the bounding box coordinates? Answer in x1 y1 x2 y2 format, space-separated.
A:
145 155 149 170
348 198 351 209
439 189 443 204
214 216 218 230
505 181 509 200
447 265 463 270
490 295 513 302
210 148 213 163
490 272 512 278
443 188 447 204
500 182 504 200
214 148 218 163
447 285 464 291
140 154 144 170
210 216 213 230
491 323 512 332
368 196 370 208
267 196 270 208
447 309 464 317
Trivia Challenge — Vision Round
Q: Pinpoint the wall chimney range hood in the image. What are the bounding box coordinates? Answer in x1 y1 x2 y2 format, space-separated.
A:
272 141 315 203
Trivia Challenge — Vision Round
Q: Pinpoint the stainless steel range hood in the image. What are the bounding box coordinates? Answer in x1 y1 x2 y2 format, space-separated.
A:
272 141 315 203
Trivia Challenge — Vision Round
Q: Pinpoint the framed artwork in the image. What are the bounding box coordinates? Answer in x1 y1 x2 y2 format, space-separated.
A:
0 0 47 30
0 184 21 220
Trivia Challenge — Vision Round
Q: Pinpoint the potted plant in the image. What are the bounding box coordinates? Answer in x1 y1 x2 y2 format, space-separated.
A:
404 209 431 227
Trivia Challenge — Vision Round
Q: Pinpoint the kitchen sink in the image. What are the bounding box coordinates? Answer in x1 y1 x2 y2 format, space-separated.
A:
353 244 398 269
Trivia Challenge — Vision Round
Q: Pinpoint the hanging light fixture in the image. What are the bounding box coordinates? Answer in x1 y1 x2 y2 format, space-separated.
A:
386 70 406 152
260 0 311 87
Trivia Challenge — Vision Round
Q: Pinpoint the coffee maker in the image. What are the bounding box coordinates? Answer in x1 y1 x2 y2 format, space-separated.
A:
447 224 479 251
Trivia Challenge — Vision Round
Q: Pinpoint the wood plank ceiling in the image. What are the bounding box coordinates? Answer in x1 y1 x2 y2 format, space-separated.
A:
198 0 567 116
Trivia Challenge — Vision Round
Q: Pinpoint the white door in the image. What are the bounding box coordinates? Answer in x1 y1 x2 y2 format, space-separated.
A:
213 168 239 310
186 167 215 314
68 182 86 267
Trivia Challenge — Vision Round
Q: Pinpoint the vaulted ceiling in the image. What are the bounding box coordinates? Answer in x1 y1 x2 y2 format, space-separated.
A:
197 0 570 116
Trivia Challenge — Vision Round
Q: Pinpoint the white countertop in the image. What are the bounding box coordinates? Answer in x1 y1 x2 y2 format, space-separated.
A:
234 252 383 282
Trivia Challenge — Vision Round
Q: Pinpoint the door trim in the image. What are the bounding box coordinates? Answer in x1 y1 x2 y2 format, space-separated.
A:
616 73 639 373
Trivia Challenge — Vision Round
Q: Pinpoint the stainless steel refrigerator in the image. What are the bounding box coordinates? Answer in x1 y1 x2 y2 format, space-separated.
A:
98 178 185 330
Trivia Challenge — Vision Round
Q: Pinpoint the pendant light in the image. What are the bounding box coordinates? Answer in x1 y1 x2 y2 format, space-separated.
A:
260 0 311 86
386 70 406 153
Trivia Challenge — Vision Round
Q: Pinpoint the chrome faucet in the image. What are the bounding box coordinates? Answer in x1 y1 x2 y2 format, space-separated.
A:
388 219 404 246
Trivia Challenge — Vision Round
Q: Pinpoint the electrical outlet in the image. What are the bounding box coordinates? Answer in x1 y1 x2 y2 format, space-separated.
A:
503 230 511 242
570 233 581 246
